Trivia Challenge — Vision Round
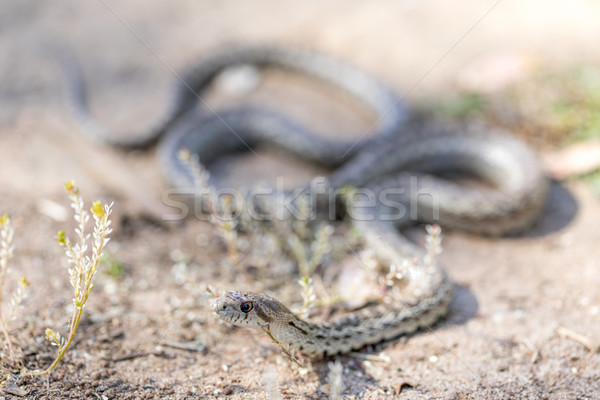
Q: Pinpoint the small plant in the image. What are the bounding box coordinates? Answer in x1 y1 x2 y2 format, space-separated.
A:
286 222 334 279
262 367 283 400
178 150 242 260
375 224 443 302
424 224 443 268
209 194 240 260
101 252 126 279
178 150 335 278
325 360 343 400
297 277 316 320
28 181 113 377
0 215 29 362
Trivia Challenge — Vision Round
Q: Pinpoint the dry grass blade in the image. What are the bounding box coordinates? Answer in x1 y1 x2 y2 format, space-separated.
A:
557 326 599 353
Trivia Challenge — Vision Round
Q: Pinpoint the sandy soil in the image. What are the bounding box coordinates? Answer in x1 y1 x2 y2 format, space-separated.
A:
1 1 600 399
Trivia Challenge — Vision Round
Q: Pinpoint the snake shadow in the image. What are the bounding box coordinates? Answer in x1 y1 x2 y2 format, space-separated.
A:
309 284 478 395
521 180 578 238
308 181 576 394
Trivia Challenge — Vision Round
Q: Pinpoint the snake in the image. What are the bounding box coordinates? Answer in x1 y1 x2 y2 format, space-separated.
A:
209 121 549 355
60 45 550 356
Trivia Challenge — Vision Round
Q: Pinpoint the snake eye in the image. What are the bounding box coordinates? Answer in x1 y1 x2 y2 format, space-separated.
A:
240 301 253 313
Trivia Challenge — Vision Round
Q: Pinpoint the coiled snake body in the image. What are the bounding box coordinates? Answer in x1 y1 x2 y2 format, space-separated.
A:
63 46 549 356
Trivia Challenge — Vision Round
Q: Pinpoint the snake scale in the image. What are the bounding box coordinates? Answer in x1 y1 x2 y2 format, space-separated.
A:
62 45 549 356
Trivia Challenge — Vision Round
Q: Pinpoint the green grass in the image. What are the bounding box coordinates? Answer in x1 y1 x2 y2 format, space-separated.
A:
581 169 600 196
549 65 600 143
424 63 600 193
101 253 126 279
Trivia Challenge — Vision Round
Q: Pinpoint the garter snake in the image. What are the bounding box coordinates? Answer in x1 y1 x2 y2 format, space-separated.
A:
61 45 549 355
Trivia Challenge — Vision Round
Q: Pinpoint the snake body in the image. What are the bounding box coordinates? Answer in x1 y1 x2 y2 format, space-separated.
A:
209 121 548 355
60 46 405 151
211 273 452 356
62 45 549 356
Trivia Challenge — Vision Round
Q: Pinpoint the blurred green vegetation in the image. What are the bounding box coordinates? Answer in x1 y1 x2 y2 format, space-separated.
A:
582 170 600 196
424 63 600 193
101 252 126 279
428 64 600 144
433 92 486 119
548 65 600 143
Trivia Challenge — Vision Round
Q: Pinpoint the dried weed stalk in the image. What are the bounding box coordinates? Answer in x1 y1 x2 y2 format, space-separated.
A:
0 215 29 362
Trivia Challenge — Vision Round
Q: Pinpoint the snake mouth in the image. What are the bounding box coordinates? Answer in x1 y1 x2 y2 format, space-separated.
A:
210 298 226 312
211 298 237 323
210 299 225 317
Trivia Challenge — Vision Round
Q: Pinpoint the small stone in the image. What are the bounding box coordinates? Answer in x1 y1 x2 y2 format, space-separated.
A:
223 385 234 395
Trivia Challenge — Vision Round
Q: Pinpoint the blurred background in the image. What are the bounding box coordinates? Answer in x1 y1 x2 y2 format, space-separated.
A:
3 1 600 194
3 0 600 197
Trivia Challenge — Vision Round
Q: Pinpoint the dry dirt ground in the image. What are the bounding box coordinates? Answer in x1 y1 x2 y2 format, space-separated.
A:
1 1 600 399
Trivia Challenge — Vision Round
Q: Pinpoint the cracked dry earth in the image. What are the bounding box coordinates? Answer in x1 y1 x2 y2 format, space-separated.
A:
1 1 600 399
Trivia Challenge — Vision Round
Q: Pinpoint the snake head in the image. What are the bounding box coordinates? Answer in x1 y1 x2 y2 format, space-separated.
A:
211 291 287 329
